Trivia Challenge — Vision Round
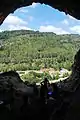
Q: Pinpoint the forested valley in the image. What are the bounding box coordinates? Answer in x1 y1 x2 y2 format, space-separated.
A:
0 30 79 82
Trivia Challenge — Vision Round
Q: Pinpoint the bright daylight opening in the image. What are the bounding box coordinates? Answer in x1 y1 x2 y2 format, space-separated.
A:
1 2 80 120
0 3 80 84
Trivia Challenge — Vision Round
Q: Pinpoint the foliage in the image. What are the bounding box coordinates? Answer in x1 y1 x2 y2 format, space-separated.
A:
21 71 52 83
62 72 69 78
0 30 79 73
21 71 43 83
52 73 60 80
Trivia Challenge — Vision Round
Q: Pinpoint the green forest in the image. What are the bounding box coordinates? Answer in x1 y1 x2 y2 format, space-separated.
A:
0 30 80 82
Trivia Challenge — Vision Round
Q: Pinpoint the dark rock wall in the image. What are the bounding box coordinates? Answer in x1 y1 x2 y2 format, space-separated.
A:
0 0 80 25
0 71 34 119
0 49 80 120
56 49 80 120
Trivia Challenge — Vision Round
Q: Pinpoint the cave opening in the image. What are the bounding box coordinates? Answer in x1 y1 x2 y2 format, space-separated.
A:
0 3 80 84
0 1 80 120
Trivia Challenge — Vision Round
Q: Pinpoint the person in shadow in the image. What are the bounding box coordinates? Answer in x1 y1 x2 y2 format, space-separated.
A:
40 78 49 103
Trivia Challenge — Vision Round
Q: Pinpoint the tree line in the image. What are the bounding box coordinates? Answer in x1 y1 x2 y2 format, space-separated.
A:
0 30 79 72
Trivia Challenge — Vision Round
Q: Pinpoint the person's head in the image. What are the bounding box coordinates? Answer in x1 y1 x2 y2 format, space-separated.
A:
44 77 48 85
44 77 48 82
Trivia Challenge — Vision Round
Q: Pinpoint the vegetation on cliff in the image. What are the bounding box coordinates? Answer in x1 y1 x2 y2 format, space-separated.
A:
0 30 79 81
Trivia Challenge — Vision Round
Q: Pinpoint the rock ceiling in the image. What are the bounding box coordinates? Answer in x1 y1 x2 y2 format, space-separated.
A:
0 0 80 25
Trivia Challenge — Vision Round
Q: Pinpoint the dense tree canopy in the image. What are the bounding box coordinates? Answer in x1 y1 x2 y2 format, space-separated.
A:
0 30 79 72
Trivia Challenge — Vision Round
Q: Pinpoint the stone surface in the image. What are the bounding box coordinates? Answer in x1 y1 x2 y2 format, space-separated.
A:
0 49 80 120
0 71 35 118
53 49 80 120
0 0 80 25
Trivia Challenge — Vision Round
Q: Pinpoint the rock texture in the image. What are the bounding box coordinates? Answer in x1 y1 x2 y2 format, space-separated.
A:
0 50 80 120
0 1 80 119
54 49 80 120
63 50 80 120
0 71 35 119
58 49 80 92
0 0 80 25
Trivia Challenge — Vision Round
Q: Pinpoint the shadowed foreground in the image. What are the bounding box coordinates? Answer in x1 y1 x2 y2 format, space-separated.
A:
0 50 80 120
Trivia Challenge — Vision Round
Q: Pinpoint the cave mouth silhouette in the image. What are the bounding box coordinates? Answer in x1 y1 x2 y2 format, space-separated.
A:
0 0 80 25
0 1 80 120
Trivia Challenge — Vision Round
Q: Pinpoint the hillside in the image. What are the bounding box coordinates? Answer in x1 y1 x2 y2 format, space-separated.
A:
0 30 79 74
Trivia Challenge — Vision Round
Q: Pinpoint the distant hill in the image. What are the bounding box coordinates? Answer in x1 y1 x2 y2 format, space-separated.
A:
0 30 80 72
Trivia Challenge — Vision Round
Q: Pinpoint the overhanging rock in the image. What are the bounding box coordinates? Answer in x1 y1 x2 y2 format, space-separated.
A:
0 0 80 25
